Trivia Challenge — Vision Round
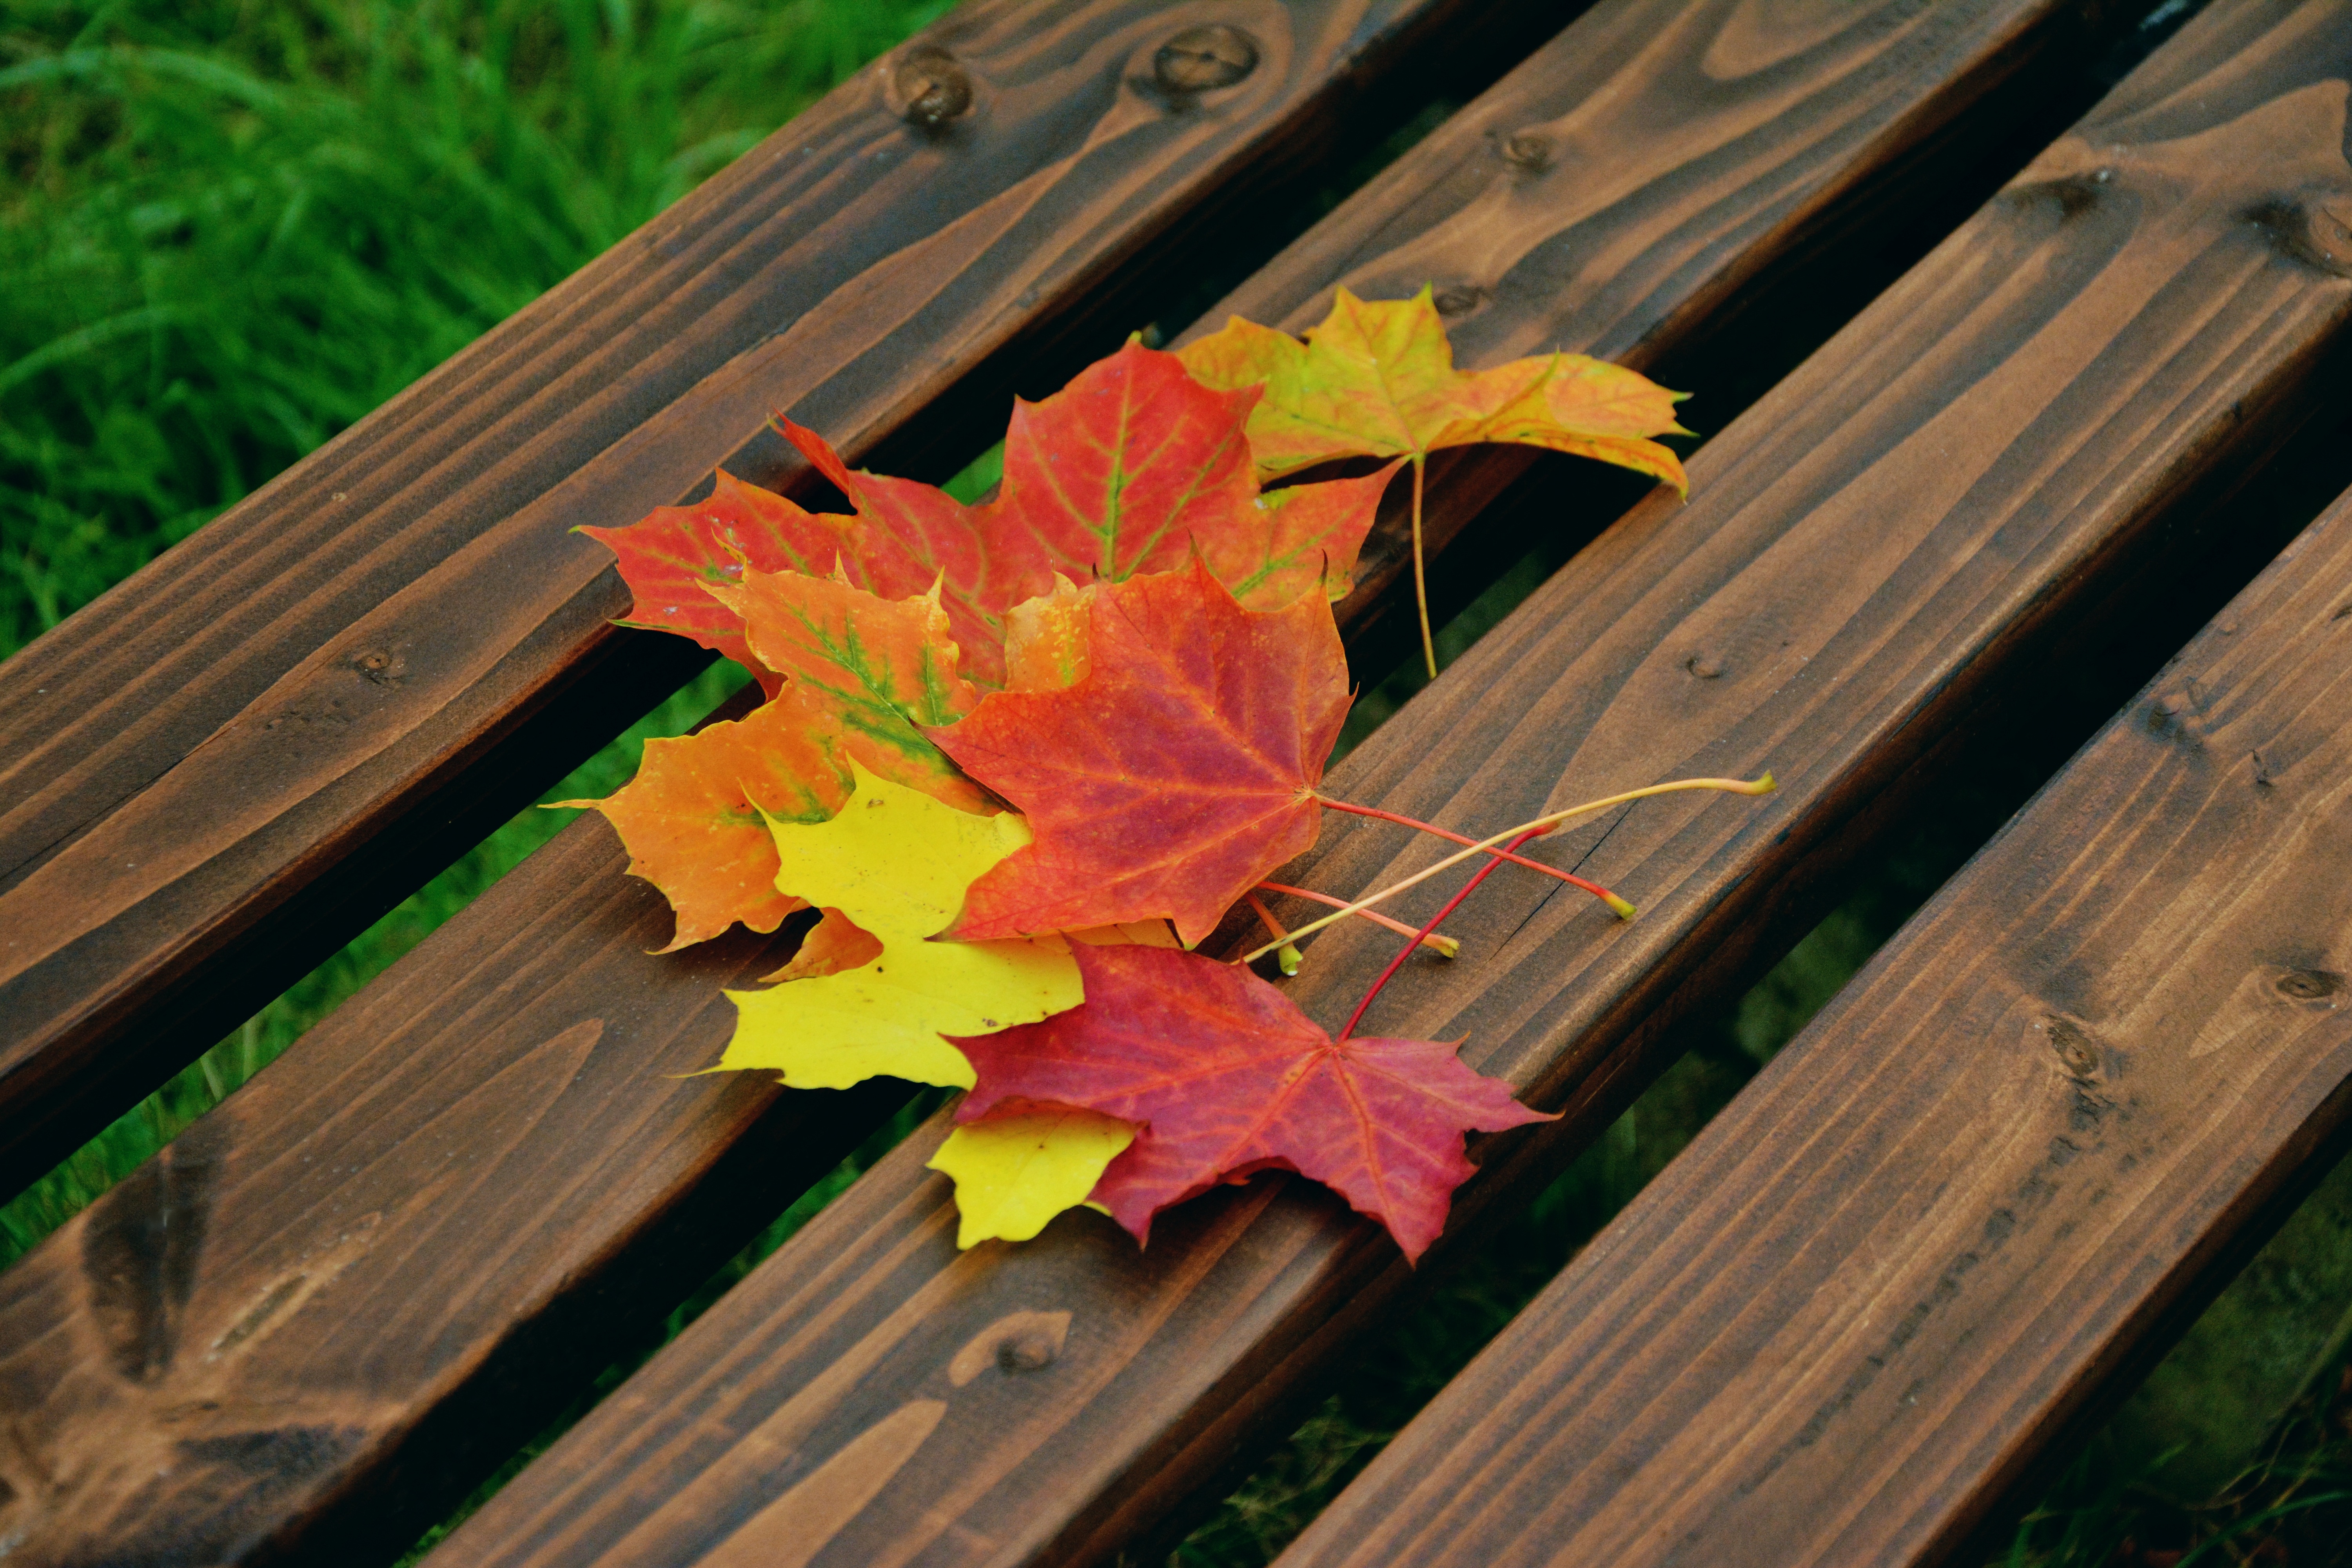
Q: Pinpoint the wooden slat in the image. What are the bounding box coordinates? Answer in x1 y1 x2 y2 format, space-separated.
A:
1272 486 2352 1568
0 0 1561 1200
0 0 2126 1561
414 4 2352 1566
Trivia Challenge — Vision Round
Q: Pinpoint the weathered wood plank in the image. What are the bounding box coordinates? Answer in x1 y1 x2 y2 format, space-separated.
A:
0 0 1558 1201
410 4 2352 1566
1272 485 2352 1568
0 0 2131 1561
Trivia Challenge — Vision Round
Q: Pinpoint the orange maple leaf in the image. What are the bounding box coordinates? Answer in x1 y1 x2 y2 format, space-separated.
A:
553 687 847 950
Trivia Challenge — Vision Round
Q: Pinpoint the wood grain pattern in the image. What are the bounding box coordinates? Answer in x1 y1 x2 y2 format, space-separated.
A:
1271 486 2352 1568
0 0 2140 1561
0 0 1552 1201
0 791 911 1566
410 4 2352 1566
1192 0 2120 665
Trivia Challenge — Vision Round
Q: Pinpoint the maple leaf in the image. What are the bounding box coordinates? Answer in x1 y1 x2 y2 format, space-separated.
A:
926 1106 1136 1249
552 688 848 950
719 760 1080 1091
586 343 1390 704
580 468 852 697
980 338 1259 598
974 338 1393 612
954 944 1554 1262
1002 574 1095 691
1180 286 1691 676
934 559 1351 946
583 420 1008 692
1195 461 1401 612
1177 285 1690 487
711 568 991 814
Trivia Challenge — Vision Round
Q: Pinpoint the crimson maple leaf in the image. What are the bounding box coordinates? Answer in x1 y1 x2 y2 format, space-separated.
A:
954 944 1553 1261
933 559 1350 946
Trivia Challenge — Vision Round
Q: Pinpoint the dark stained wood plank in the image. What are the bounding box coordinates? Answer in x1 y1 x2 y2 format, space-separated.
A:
0 762 916 1567
0 0 1563 1201
1271 487 2352 1568
0 0 2144 1561
1192 0 2125 670
408 4 2352 1566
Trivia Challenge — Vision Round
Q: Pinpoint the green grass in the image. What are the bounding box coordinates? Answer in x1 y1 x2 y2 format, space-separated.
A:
0 0 951 656
5 4 2352 1565
0 0 949 1252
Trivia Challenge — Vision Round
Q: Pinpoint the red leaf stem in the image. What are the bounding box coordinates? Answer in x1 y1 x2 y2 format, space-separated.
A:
1317 796 1630 912
1338 827 1544 1042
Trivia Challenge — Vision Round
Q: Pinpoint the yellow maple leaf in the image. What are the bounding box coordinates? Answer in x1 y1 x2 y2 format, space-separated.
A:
927 1107 1136 1248
718 760 1081 1091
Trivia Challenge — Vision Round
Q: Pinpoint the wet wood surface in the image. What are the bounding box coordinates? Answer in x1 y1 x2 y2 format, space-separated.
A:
410 4 2352 1566
0 0 1560 1199
1276 480 2352 1568
0 0 2136 1563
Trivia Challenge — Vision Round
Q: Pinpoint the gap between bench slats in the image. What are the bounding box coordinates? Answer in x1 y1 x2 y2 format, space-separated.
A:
0 0 2124 1562
413 4 2352 1566
0 0 1563 1202
1272 477 2352 1568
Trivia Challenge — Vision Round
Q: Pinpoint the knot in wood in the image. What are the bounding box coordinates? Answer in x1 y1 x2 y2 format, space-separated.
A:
1501 132 1552 172
2296 195 2352 276
948 1308 1071 1386
893 48 972 128
996 1328 1058 1374
348 648 405 688
2045 1017 2100 1082
1684 654 1723 680
2248 194 2352 278
1432 285 1484 318
1153 25 1258 93
2275 969 2344 1004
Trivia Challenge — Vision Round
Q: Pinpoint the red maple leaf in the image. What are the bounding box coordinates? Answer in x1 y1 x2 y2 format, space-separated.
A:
586 343 1388 698
978 339 1387 606
954 944 1553 1261
933 559 1351 946
583 419 1008 691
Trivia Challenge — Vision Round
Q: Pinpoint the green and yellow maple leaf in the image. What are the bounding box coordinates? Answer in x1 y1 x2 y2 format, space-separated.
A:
1179 285 1690 673
712 568 989 814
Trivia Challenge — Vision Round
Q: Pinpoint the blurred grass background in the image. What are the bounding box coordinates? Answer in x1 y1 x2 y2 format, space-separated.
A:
3 2 2350 1564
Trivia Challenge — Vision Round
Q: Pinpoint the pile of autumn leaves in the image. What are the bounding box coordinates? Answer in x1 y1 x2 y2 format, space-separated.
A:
568 290 1689 1261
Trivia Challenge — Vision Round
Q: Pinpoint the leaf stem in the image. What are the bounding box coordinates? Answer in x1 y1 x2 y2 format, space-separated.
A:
1411 455 1435 679
1244 891 1305 976
1338 827 1540 1040
1236 773 1775 966
1318 795 1631 914
1259 882 1459 958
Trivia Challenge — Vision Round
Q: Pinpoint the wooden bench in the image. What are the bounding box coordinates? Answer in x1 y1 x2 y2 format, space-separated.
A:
2 0 2348 1563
